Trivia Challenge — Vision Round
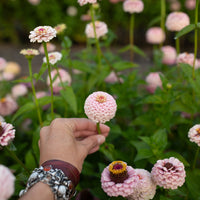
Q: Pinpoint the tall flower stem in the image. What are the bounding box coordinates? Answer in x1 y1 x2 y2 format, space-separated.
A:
192 0 199 80
90 5 102 72
176 38 180 55
192 146 200 169
160 0 166 47
43 42 54 120
96 122 102 134
28 59 43 127
129 14 135 62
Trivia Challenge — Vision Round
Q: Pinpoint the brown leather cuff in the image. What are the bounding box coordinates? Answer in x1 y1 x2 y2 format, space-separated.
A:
41 159 80 187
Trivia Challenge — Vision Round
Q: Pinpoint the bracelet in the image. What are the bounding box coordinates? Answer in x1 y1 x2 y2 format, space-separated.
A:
19 160 80 200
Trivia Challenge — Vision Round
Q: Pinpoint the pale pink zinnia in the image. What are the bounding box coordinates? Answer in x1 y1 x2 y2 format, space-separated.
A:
188 124 200 147
39 42 56 54
101 161 137 197
0 57 7 71
47 69 72 93
29 26 57 43
185 0 196 10
85 21 108 39
128 169 156 200
170 0 181 11
84 91 117 123
161 45 177 65
0 165 15 200
20 48 39 59
0 97 18 117
146 27 166 44
0 72 15 81
67 6 78 16
28 0 41 5
11 84 28 99
151 157 186 189
78 0 97 6
105 71 123 84
145 72 162 94
166 12 190 32
54 24 67 35
123 0 144 14
43 51 62 65
0 122 15 146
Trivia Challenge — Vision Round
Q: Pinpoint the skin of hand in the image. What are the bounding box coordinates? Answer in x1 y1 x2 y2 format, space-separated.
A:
39 118 110 172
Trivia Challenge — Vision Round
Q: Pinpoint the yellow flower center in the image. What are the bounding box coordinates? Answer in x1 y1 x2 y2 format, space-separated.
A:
96 95 107 103
0 98 6 103
36 28 47 34
49 55 56 60
196 128 200 134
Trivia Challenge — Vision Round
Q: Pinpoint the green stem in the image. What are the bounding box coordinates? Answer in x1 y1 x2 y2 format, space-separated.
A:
129 14 135 62
5 146 30 174
28 59 43 127
193 146 200 169
192 0 199 80
176 38 180 55
43 42 54 120
96 122 101 134
160 0 166 47
90 5 102 72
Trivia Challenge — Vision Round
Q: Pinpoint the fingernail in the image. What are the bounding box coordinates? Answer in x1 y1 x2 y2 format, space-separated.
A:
97 135 105 144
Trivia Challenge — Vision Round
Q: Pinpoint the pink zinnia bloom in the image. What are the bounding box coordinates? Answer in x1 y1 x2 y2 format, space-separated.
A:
161 45 177 65
11 84 28 99
105 71 123 84
145 72 162 94
0 72 15 81
20 48 39 59
128 169 156 200
29 26 57 43
101 161 137 197
0 122 15 146
146 27 166 44
54 24 67 35
85 21 108 39
47 69 71 94
188 124 200 147
36 91 48 99
39 42 56 54
166 12 190 32
43 51 62 65
0 57 7 71
28 0 40 5
81 14 92 21
170 0 181 11
185 0 196 10
176 52 199 69
0 165 15 200
151 157 186 189
78 0 97 6
123 0 144 14
0 97 18 117
84 91 117 123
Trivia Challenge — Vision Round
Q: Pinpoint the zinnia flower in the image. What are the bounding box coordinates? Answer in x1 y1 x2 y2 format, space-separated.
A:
101 161 137 197
84 91 117 123
123 0 144 14
0 165 15 200
11 84 28 99
105 71 123 84
0 122 15 146
78 0 97 6
46 69 71 94
43 51 62 65
151 157 186 189
128 169 156 200
4 62 21 75
185 0 196 10
146 27 166 44
20 48 39 59
0 116 5 122
166 12 190 32
85 21 108 39
66 6 78 16
54 24 67 34
29 26 57 43
39 42 56 54
170 0 181 11
0 57 7 71
161 45 177 65
145 72 162 94
0 97 18 117
0 72 15 81
188 124 200 147
28 0 41 5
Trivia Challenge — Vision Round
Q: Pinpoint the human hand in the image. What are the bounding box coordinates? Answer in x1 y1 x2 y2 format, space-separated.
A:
39 118 110 172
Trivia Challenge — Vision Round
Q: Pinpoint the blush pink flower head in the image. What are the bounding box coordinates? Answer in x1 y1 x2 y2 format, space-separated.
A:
127 169 156 200
11 84 28 99
161 45 177 65
0 165 15 200
29 26 57 43
39 42 56 54
0 72 15 81
170 0 181 11
43 51 62 65
0 57 7 71
145 72 162 94
0 97 18 117
85 21 108 39
78 0 97 6
146 27 166 44
151 157 186 189
123 0 144 14
166 12 190 32
188 124 200 147
0 122 15 146
54 24 67 35
84 91 117 123
185 0 196 10
28 0 41 5
101 161 137 197
105 71 123 84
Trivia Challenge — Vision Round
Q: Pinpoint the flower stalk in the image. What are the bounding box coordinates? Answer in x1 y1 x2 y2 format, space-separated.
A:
96 122 101 134
192 146 199 169
176 38 180 55
129 14 135 61
160 0 166 47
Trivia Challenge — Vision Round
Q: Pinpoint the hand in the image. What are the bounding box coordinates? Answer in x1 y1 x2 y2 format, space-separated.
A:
39 118 110 172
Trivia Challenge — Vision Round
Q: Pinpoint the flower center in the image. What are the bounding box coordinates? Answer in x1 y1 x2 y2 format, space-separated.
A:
196 128 200 135
164 162 175 170
0 98 6 103
109 161 128 183
96 95 107 103
36 28 47 34
0 123 4 137
49 55 56 60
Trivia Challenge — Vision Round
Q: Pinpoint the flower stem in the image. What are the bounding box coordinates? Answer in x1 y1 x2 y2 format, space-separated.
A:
43 42 54 120
192 146 199 169
129 13 135 62
90 5 102 72
192 0 199 80
96 122 101 134
160 0 166 47
5 146 30 174
28 59 43 127
175 38 180 55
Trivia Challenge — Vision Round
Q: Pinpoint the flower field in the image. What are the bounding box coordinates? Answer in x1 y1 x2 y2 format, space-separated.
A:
0 0 200 199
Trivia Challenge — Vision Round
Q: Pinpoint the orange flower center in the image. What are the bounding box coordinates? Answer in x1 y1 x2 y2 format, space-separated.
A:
0 122 3 137
0 98 6 103
36 28 47 34
196 128 200 134
96 95 106 103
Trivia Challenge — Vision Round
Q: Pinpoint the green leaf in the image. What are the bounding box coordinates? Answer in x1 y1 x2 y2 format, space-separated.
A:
175 24 195 39
151 129 167 152
113 61 138 71
71 60 93 73
61 36 72 49
38 96 52 106
100 143 115 161
35 62 47 82
148 16 161 27
132 45 146 57
25 150 37 170
118 45 131 53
